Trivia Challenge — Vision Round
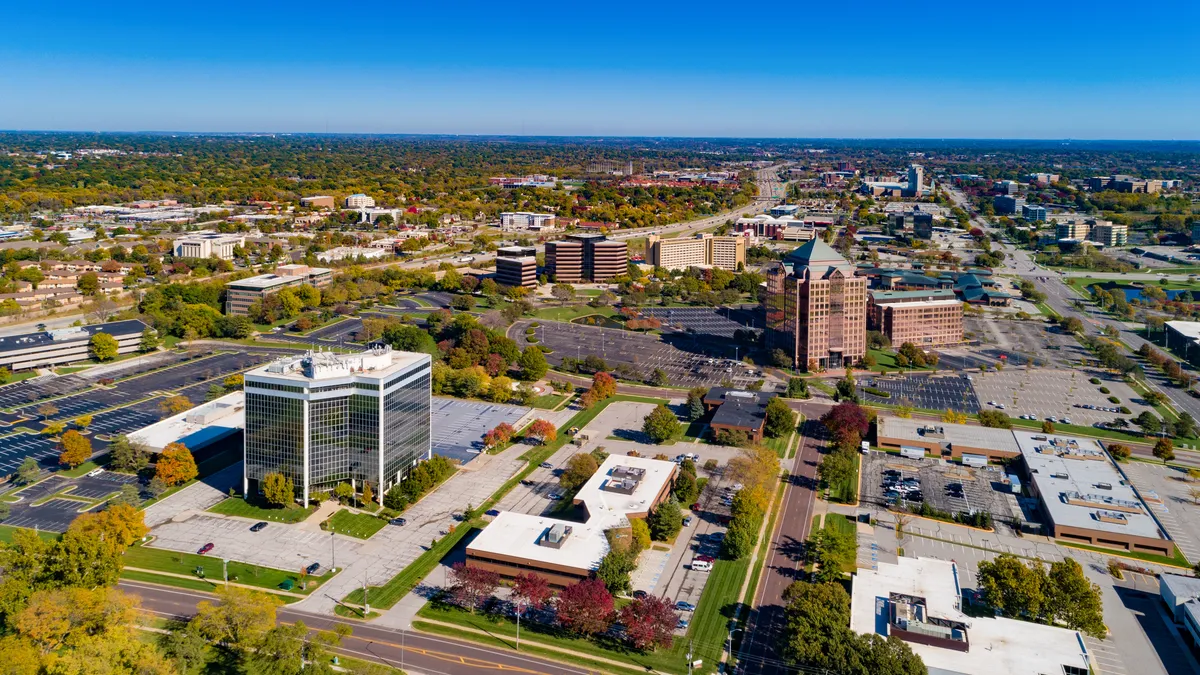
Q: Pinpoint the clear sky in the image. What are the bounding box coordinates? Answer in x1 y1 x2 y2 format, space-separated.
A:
2 0 1198 139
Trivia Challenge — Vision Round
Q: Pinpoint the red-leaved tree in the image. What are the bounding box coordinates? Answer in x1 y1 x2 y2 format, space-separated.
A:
483 422 516 448
820 401 870 451
527 419 557 445
619 595 679 651
556 578 614 636
591 372 617 400
448 562 500 613
512 572 553 613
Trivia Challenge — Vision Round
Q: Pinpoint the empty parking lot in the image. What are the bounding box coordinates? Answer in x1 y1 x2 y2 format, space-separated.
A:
857 373 980 413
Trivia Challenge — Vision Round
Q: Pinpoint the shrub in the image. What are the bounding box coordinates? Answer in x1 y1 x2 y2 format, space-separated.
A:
862 387 890 398
1107 396 1120 404
527 338 539 344
1098 386 1110 394
1089 377 1101 384
1119 406 1131 415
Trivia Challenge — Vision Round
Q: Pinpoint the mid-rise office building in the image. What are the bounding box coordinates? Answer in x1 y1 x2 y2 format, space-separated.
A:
993 195 1026 215
173 232 245 260
1088 175 1164 194
1027 172 1061 185
764 239 867 371
887 211 935 239
869 290 963 347
1089 222 1127 246
300 195 335 209
243 347 431 505
494 246 538 288
646 233 745 271
1021 204 1048 222
0 320 147 372
545 233 627 283
500 212 556 230
225 264 333 316
344 193 376 208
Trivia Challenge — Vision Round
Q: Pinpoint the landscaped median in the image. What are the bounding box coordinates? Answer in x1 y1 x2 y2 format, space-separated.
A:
323 508 387 539
207 496 316 523
121 540 337 599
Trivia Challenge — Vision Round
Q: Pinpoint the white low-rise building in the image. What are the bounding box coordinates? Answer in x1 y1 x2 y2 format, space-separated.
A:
129 391 245 453
315 246 391 263
850 557 1090 675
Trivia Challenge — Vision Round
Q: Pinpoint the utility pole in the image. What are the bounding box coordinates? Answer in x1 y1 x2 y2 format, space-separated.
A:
331 531 336 572
687 639 693 675
363 578 370 615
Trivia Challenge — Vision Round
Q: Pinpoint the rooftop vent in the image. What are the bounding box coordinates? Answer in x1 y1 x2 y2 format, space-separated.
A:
539 523 573 549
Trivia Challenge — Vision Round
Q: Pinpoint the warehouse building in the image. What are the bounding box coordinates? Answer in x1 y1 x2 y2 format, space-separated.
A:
875 416 1020 462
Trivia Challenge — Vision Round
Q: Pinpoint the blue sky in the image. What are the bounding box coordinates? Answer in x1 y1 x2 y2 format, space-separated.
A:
2 0 1198 138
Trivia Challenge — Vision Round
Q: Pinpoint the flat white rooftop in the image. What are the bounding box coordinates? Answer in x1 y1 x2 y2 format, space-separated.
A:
1015 431 1164 540
1166 320 1200 342
246 347 429 384
128 391 244 452
573 455 677 524
850 557 1089 675
468 512 610 574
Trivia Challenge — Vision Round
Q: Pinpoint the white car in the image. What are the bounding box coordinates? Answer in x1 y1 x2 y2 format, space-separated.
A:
1062 418 1072 425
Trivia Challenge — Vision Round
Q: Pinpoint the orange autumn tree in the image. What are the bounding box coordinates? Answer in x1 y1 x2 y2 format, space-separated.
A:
58 430 92 468
156 442 198 486
527 419 557 445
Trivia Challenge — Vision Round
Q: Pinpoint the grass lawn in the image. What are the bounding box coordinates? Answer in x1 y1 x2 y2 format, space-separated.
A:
58 458 106 478
54 366 92 375
0 371 40 385
0 525 60 544
343 524 479 609
810 380 835 397
208 497 316 524
1008 417 1151 444
122 569 222 593
325 509 386 539
823 513 859 573
827 453 860 504
1057 540 1190 568
122 542 334 593
531 392 571 410
532 305 618 322
678 420 707 443
763 432 790 458
868 348 933 373
413 620 648 675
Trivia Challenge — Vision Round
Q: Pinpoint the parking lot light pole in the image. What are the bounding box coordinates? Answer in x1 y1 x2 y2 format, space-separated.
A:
331 531 336 572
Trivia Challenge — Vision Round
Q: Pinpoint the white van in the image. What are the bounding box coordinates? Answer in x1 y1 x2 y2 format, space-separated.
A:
690 560 712 572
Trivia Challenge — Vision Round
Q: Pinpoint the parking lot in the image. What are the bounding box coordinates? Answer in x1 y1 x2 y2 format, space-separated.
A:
972 367 1154 426
513 320 761 389
0 471 141 532
430 397 532 464
1119 461 1200 564
856 373 980 413
860 452 1023 524
961 316 1084 369
639 306 760 340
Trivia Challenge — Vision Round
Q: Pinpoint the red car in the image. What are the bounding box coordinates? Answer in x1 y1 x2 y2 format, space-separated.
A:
198 543 214 555
695 555 715 563
690 503 701 511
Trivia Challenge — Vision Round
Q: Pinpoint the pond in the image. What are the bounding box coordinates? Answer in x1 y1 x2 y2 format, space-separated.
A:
1117 286 1193 302
569 315 625 329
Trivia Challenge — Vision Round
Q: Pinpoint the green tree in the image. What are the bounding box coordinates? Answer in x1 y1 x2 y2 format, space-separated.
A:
786 377 809 399
88 332 119 362
672 470 698 504
559 453 599 491
642 404 681 444
685 387 707 421
190 586 281 656
262 472 294 507
722 521 756 559
595 549 636 595
1175 412 1197 438
1153 437 1175 463
764 397 796 438
1045 558 1106 638
107 435 148 472
977 410 1012 429
138 327 160 352
976 553 1048 620
517 346 548 381
647 497 683 541
15 457 40 485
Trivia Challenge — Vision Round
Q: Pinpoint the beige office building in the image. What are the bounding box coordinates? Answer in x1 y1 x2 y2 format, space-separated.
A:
225 264 333 316
545 234 626 283
647 233 745 271
869 290 963 347
173 232 245 260
765 239 867 371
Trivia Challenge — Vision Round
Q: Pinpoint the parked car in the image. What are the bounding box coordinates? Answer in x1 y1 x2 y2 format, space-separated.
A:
632 590 648 600
306 562 321 575
390 518 407 526
198 543 214 555
690 502 701 511
548 493 563 501
676 601 696 611
485 509 500 517
683 516 693 527
250 522 268 532
677 619 690 630
539 462 553 469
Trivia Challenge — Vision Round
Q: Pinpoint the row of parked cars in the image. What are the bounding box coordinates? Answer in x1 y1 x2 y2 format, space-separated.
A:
882 470 923 504
1018 414 1073 423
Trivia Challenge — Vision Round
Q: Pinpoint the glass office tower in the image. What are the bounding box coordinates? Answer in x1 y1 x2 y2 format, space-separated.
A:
243 346 431 504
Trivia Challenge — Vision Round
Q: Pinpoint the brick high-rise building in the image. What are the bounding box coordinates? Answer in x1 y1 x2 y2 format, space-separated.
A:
545 233 627 283
764 239 866 371
868 290 963 348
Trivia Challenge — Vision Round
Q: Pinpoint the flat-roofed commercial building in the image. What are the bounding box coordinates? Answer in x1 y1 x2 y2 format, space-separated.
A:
710 236 745 270
1015 430 1173 557
243 347 431 505
300 195 335 209
869 290 963 347
500 212 556 230
494 246 537 288
173 232 245 260
545 233 627 283
764 239 867 371
129 391 245 453
1089 222 1127 247
0 319 147 371
344 193 375 208
876 416 1020 461
1021 204 1048 222
225 264 333 316
1160 574 1200 649
850 557 1090 675
467 456 677 587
